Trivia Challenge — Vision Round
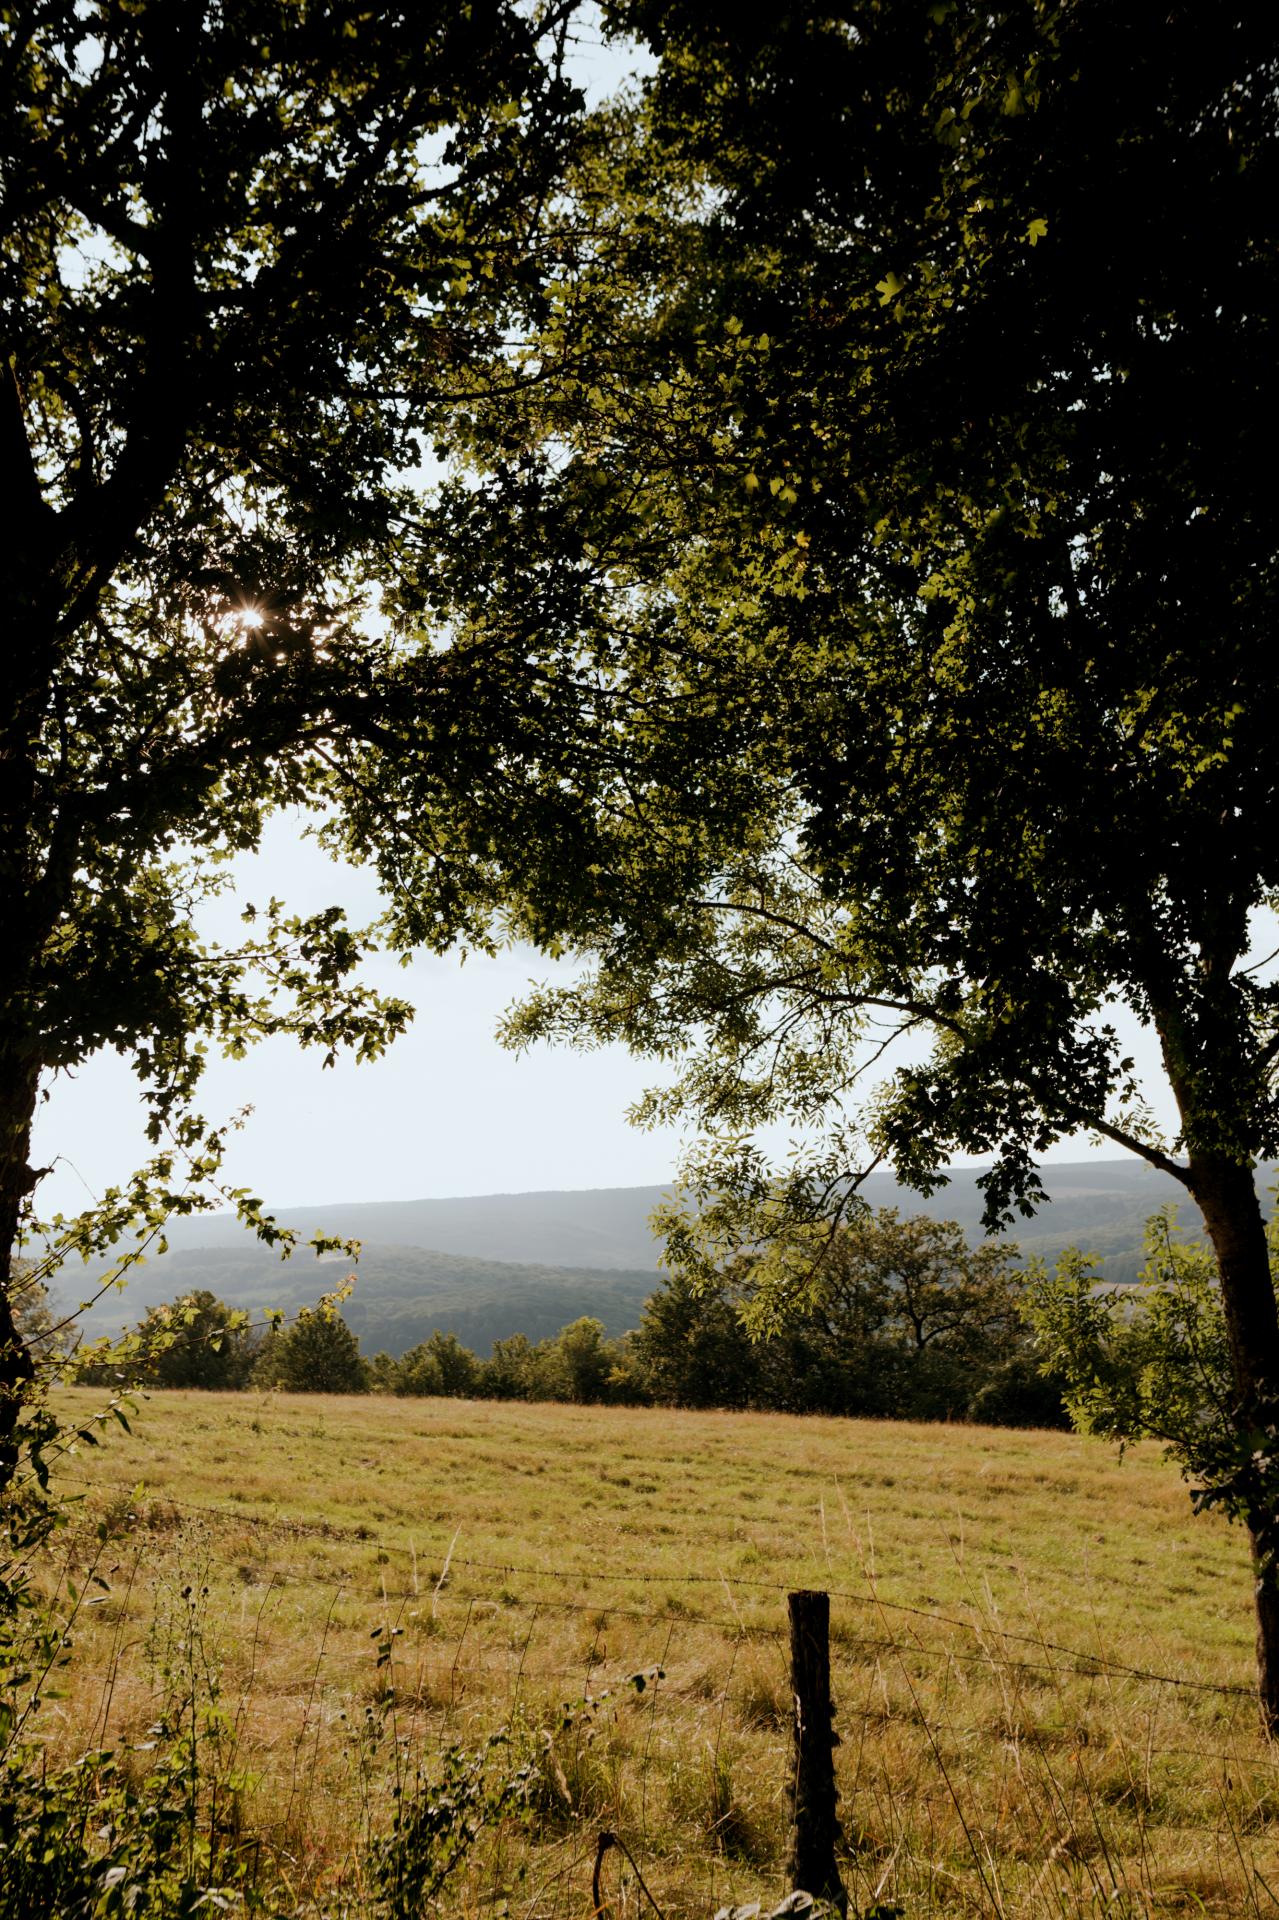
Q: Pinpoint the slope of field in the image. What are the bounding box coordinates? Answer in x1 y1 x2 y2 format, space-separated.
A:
46 1388 1274 1918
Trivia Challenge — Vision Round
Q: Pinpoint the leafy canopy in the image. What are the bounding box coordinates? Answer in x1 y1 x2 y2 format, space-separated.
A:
2 0 585 1284
1025 1209 1279 1559
389 3 1279 1306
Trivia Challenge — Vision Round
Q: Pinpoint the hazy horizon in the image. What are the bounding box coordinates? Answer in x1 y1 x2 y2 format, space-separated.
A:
31 815 1190 1223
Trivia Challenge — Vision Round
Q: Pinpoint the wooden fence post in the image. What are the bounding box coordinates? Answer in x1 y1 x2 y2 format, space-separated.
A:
786 1589 846 1913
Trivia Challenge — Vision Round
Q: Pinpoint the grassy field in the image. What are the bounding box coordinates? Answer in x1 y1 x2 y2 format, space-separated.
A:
35 1387 1279 1918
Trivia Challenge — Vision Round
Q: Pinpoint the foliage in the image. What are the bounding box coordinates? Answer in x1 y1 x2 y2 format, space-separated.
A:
400 0 1279 1710
965 1355 1070 1431
365 1351 403 1395
408 0 1279 1233
1025 1208 1279 1556
8 1264 61 1365
1 1526 262 1917
400 1331 480 1399
1025 1213 1232 1455
393 1316 636 1408
630 1269 756 1410
545 1315 617 1404
0 0 596 1491
252 1307 366 1395
395 1342 445 1398
634 1210 1065 1424
59 1217 1067 1424
0 1742 260 1920
0 1520 538 1919
99 1290 257 1392
483 1332 541 1401
370 1731 534 1920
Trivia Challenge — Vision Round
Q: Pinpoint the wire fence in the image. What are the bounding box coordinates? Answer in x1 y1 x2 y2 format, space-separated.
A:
65 1473 1259 1705
35 1467 1279 1918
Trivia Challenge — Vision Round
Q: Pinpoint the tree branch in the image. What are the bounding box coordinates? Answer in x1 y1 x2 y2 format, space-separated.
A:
1069 1114 1190 1185
2 358 51 537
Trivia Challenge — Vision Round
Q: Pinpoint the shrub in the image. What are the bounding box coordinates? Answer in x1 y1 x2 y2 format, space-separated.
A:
252 1309 366 1393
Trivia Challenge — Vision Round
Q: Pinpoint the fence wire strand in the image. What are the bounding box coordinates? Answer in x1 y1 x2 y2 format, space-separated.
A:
64 1473 1259 1701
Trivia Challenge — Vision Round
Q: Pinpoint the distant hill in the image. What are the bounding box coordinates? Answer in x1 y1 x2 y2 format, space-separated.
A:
61 1160 1276 1357
71 1244 657 1359
139 1184 674 1271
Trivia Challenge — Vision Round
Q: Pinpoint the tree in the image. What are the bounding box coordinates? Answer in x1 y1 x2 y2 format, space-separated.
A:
789 1212 1031 1422
1024 1210 1247 1489
631 1271 758 1410
399 1330 479 1399
365 1351 403 1396
633 1211 1049 1420
481 1333 539 1401
143 1290 257 1391
0 1 587 1468
395 1345 445 1398
75 1287 256 1390
407 8 1279 1719
253 1308 365 1395
550 1315 617 1404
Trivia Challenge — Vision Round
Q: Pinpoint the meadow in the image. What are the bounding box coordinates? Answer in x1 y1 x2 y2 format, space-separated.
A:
37 1387 1279 1918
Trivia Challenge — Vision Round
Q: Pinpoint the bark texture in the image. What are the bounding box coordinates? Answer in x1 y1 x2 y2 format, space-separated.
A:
1189 1153 1279 1735
0 1052 39 1481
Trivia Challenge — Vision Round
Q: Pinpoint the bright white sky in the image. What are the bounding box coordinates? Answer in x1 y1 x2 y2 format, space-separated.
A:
33 816 696 1214
32 810 1191 1217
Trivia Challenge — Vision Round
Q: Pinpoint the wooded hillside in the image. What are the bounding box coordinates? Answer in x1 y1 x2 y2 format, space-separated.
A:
62 1161 1276 1359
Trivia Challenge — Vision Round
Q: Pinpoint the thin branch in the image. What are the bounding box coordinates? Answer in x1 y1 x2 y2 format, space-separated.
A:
696 894 842 956
1058 1112 1189 1185
2 358 52 535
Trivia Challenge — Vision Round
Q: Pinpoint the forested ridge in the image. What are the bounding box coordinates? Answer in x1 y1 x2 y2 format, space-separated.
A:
63 1158 1273 1359
73 1241 657 1357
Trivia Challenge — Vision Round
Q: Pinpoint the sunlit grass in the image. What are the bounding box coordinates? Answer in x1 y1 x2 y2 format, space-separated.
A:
39 1387 1279 1917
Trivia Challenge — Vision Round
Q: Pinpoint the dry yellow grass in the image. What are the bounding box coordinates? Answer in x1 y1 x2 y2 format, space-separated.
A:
35 1387 1279 1917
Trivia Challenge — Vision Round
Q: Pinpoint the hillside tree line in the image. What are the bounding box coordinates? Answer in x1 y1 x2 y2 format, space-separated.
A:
71 1209 1065 1426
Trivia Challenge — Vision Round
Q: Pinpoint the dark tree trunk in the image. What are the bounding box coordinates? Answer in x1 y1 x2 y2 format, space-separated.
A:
0 1051 39 1485
1186 1152 1279 1735
0 557 63 1490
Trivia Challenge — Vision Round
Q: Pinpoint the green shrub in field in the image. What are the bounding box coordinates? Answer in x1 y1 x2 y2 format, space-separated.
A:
1025 1208 1279 1541
0 1550 272 1919
252 1308 366 1394
369 1731 535 1919
0 1741 261 1920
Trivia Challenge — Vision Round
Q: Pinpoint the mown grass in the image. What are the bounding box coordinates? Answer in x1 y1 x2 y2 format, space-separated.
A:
37 1387 1279 1917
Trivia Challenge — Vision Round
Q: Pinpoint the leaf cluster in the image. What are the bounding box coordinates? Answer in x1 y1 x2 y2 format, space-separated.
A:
409 1 1279 1236
1024 1206 1279 1558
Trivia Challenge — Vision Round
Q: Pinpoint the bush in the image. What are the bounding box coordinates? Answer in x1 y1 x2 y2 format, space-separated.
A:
396 1344 445 1396
252 1309 366 1393
968 1356 1070 1430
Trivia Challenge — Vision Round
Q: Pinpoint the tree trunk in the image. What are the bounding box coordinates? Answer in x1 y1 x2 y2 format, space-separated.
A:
0 1051 40 1486
1187 1152 1279 1735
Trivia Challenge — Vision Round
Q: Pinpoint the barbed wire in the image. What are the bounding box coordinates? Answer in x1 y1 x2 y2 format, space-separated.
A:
62 1473 1258 1701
